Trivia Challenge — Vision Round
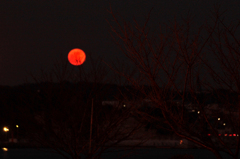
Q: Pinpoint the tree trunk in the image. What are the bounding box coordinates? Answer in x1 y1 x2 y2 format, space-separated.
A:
71 153 81 159
212 150 223 159
73 156 81 159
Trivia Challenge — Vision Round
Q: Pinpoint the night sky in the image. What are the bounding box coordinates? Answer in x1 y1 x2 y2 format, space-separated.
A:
0 0 239 86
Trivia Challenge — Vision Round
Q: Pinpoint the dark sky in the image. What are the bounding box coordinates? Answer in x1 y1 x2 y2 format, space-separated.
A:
0 0 239 86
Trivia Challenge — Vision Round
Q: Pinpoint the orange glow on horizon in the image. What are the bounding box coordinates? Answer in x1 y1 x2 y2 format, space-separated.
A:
68 48 86 66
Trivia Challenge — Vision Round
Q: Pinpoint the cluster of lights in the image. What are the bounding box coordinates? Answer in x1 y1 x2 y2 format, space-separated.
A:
3 125 19 132
208 133 239 137
216 118 226 126
190 112 223 121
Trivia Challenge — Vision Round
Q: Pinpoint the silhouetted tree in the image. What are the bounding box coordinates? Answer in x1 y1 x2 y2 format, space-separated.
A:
17 56 143 159
109 5 240 159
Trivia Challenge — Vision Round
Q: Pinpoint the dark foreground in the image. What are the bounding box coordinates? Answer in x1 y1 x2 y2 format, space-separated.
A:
0 146 237 159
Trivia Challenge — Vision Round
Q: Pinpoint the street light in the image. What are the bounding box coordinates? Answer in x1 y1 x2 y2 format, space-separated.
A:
3 127 9 132
2 147 8 151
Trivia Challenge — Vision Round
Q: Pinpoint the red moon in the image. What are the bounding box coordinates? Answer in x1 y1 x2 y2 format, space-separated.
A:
68 48 86 66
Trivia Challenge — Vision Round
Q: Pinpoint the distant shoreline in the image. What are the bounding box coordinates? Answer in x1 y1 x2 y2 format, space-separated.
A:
0 142 200 150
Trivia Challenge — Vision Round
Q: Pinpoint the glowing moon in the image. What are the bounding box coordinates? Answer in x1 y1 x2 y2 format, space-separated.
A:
68 48 86 66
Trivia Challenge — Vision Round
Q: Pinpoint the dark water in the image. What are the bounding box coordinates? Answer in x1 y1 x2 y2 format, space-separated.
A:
0 148 65 159
0 148 237 159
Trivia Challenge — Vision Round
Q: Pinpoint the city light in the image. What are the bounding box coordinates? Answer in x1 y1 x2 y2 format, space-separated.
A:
197 111 200 114
180 140 183 144
3 127 9 132
16 125 19 128
218 118 220 120
223 123 226 126
2 147 8 151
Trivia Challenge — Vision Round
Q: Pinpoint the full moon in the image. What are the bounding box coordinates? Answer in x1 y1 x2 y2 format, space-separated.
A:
68 48 86 66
